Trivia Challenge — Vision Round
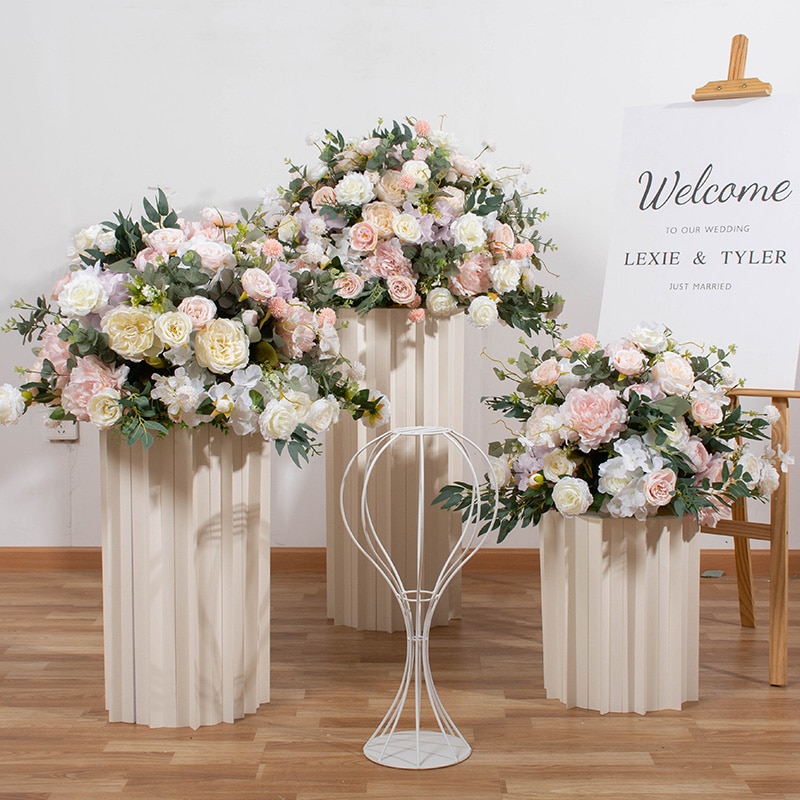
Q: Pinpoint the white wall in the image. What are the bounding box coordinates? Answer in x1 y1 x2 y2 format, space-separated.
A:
1 0 798 549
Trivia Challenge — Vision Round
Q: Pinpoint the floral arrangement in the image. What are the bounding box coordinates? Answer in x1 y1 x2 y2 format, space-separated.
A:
0 190 386 462
256 117 563 334
436 322 789 541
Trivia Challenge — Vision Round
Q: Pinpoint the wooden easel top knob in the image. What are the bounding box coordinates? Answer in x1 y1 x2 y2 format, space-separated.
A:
692 34 772 101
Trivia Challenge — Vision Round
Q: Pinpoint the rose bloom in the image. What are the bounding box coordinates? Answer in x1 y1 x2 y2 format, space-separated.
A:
401 159 431 185
562 384 628 452
86 387 122 429
364 238 413 279
425 287 459 317
307 396 341 433
60 355 129 421
102 306 156 361
335 171 375 206
542 448 576 482
154 311 193 349
181 237 236 274
630 321 668 353
524 404 564 448
178 295 217 329
58 270 109 317
611 347 646 376
355 137 381 156
682 436 711 473
282 389 312 424
652 351 694 395
552 476 593 517
241 267 278 302
334 272 365 299
467 295 498 328
277 215 300 243
349 221 379 252
489 259 522 294
489 455 512 488
259 398 299 440
387 275 417 306
434 186 466 217
451 153 481 178
30 324 72 389
374 170 406 206
194 318 250 374
450 213 487 250
691 397 724 427
146 227 187 255
310 186 337 210
0 383 25 426
449 254 492 297
362 202 400 237
392 213 423 243
275 302 317 359
200 207 239 227
643 468 677 507
531 357 561 386
489 223 515 254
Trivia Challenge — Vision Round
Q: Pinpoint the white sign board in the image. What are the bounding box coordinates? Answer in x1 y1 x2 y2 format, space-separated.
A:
598 96 800 389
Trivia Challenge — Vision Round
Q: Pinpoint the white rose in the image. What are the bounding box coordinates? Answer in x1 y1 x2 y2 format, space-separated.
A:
305 161 329 183
467 295 498 328
521 267 540 293
259 398 299 440
737 448 763 489
542 449 576 482
450 213 487 251
552 476 593 517
489 455 512 488
335 172 375 206
307 396 341 433
94 229 117 254
652 352 694 396
58 270 109 317
0 383 25 425
102 306 156 361
489 260 522 294
401 159 431 185
426 287 459 317
629 321 668 353
194 318 250 374
392 213 423 243
282 389 312 423
154 311 193 349
277 215 300 243
86 387 122 429
759 463 780 495
428 129 457 150
71 224 105 256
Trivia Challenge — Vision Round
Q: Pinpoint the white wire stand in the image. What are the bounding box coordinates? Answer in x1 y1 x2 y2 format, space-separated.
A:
340 426 498 770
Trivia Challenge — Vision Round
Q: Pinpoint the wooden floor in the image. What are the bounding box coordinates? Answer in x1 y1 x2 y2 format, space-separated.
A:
1 567 799 800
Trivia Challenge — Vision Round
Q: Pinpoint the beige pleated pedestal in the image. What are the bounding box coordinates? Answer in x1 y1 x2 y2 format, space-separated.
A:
326 310 465 632
100 429 270 729
540 513 700 715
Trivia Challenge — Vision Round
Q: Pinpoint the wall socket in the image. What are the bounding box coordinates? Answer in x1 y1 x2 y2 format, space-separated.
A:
47 420 79 442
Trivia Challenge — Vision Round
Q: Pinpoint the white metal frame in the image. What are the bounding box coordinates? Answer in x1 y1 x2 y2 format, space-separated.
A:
340 426 498 769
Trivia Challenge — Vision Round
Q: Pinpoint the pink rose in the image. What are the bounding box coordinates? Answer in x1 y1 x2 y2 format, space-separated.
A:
451 153 481 178
334 272 365 300
531 357 561 387
241 267 277 302
363 238 413 279
652 352 694 395
682 436 711 473
133 246 162 271
178 295 217 329
200 207 239 227
29 325 71 389
643 468 677 507
489 223 515 255
386 275 417 306
696 455 724 486
146 227 187 255
311 186 337 210
448 254 492 298
610 347 646 376
691 398 724 427
61 355 129 422
275 302 317 359
349 221 379 252
562 384 627 452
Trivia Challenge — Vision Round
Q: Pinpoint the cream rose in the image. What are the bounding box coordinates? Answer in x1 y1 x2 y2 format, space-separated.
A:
335 172 375 206
451 213 487 250
467 295 498 328
542 449 576 482
146 227 187 255
374 170 406 206
652 352 694 396
277 215 300 243
401 159 431 185
392 213 423 243
86 387 122 429
307 396 341 433
552 476 593 517
489 260 522 294
182 237 236 273
58 271 109 317
154 311 193 349
194 318 250 374
489 456 512 488
425 287 459 318
259 398 299 440
282 389 312 423
362 202 400 237
102 306 156 361
178 295 217 329
0 384 25 425
241 267 277 302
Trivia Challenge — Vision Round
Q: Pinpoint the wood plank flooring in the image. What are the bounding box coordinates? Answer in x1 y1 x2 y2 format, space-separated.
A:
1 566 798 799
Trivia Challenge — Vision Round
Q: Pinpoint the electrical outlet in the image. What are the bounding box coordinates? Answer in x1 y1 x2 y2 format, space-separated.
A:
47 421 79 442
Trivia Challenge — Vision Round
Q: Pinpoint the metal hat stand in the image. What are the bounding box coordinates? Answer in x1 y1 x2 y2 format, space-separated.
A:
340 426 498 769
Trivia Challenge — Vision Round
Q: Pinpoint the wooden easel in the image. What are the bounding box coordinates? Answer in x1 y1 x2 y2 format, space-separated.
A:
692 35 794 687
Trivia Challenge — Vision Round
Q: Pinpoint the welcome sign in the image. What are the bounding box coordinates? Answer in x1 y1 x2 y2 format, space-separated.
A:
597 96 800 389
